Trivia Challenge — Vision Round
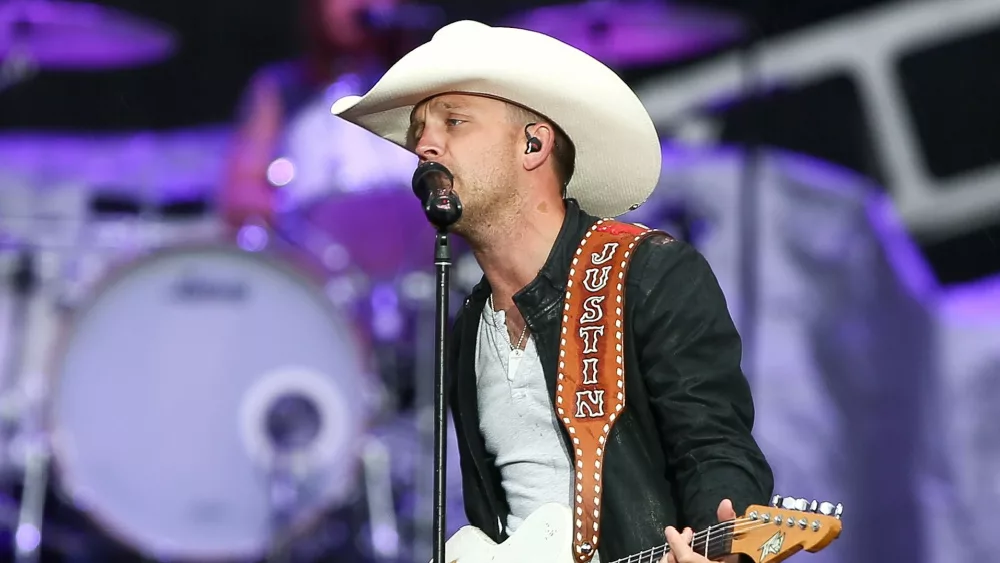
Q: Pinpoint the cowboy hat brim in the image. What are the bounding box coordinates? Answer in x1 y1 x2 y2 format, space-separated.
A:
330 20 661 218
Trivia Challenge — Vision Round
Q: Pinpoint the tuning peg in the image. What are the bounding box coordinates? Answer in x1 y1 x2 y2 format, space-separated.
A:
793 498 809 511
809 500 819 513
770 495 783 508
781 497 797 510
818 501 844 519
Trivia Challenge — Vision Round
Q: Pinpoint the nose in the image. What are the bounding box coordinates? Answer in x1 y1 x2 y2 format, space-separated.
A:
414 127 443 161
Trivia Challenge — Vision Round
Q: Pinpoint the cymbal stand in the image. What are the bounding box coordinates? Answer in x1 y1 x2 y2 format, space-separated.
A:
263 392 321 563
2 224 50 563
361 437 399 561
265 452 301 563
0 249 35 475
14 426 48 563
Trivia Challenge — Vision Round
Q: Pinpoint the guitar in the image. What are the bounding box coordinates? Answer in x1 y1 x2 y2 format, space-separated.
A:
439 494 843 563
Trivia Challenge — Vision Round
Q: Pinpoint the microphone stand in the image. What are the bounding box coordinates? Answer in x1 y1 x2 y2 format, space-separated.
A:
431 229 451 563
414 166 462 563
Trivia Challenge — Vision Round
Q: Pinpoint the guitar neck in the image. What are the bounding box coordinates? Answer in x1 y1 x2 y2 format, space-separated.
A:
609 520 734 563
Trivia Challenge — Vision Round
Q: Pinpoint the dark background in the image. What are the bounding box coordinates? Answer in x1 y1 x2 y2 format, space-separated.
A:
1 0 997 284
0 0 897 131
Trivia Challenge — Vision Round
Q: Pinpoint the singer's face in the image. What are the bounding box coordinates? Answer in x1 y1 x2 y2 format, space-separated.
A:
408 94 523 233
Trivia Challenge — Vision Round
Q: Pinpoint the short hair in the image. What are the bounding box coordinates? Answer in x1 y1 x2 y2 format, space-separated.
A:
506 103 576 196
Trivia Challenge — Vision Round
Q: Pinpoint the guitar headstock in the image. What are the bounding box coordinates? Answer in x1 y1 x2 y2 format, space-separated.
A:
730 494 843 563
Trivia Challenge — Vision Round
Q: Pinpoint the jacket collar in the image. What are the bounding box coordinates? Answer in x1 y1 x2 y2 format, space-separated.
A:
467 199 597 328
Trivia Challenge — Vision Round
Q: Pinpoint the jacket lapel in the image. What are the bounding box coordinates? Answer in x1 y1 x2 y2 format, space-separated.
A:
449 199 598 538
455 294 487 459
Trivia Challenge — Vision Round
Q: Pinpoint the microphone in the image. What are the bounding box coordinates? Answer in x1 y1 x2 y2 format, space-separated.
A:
357 3 445 32
412 161 462 229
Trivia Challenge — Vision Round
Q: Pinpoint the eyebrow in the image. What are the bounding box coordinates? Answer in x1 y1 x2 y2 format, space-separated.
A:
434 100 463 112
410 100 465 124
407 99 467 145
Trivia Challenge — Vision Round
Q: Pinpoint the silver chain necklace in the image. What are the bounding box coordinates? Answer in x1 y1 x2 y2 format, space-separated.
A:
489 295 528 351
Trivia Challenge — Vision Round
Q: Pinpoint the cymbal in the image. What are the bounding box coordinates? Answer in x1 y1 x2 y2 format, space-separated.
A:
500 0 746 68
0 0 177 70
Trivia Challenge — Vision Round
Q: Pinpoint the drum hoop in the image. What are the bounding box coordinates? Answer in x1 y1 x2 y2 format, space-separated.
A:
42 234 376 561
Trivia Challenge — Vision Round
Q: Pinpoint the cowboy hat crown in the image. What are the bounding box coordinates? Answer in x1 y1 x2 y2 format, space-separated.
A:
331 19 661 218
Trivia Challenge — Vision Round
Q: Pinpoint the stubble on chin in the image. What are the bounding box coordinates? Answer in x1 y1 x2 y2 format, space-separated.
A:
449 147 521 243
452 192 523 250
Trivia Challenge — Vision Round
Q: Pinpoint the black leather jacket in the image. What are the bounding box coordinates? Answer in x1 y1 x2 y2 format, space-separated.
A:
448 200 773 562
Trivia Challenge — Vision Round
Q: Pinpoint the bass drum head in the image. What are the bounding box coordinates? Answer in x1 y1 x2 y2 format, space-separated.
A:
48 244 374 561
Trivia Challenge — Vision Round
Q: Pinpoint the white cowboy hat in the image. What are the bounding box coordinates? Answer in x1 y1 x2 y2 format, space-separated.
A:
330 20 661 218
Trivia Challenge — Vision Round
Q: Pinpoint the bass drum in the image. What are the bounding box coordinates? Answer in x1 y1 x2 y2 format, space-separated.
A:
45 241 377 561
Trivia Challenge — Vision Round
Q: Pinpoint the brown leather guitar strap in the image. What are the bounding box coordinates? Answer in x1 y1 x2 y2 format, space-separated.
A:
556 219 666 562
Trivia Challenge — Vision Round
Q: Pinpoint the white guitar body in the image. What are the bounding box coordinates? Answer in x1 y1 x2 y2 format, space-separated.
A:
439 503 580 563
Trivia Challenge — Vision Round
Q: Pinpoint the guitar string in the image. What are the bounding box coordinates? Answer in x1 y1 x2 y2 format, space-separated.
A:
628 519 808 563
609 518 746 563
627 519 787 563
624 528 735 563
610 517 806 563
612 521 740 563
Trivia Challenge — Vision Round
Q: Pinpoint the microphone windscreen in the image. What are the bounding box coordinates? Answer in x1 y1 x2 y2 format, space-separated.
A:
412 161 454 200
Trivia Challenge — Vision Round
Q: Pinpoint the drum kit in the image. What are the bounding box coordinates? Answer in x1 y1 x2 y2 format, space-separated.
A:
0 1 750 562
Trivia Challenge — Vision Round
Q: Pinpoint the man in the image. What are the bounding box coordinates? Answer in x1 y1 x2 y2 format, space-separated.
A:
220 0 420 229
330 20 773 563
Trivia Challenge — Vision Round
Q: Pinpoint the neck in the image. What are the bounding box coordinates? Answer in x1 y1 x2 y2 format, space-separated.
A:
609 520 735 563
467 195 566 311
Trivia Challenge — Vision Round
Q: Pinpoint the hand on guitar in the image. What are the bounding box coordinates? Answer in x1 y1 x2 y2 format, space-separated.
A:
661 499 739 563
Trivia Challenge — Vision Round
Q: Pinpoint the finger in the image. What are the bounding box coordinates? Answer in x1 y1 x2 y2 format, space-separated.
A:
665 526 695 562
717 498 737 521
688 526 718 561
661 526 674 563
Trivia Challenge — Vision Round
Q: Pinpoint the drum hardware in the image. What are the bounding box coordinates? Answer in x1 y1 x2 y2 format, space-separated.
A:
360 437 400 562
0 185 396 559
13 421 47 563
238 211 399 416
498 0 747 70
0 0 178 75
262 392 324 563
1 249 36 457
8 324 51 563
242 363 384 563
37 240 376 562
0 247 36 563
0 0 177 98
270 202 429 418
0 193 53 563
158 196 210 219
0 178 461 561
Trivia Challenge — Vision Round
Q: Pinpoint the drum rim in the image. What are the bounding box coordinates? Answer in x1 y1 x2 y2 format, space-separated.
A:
42 235 378 561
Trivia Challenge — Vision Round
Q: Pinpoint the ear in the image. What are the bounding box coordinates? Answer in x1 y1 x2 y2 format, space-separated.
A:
522 123 556 172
